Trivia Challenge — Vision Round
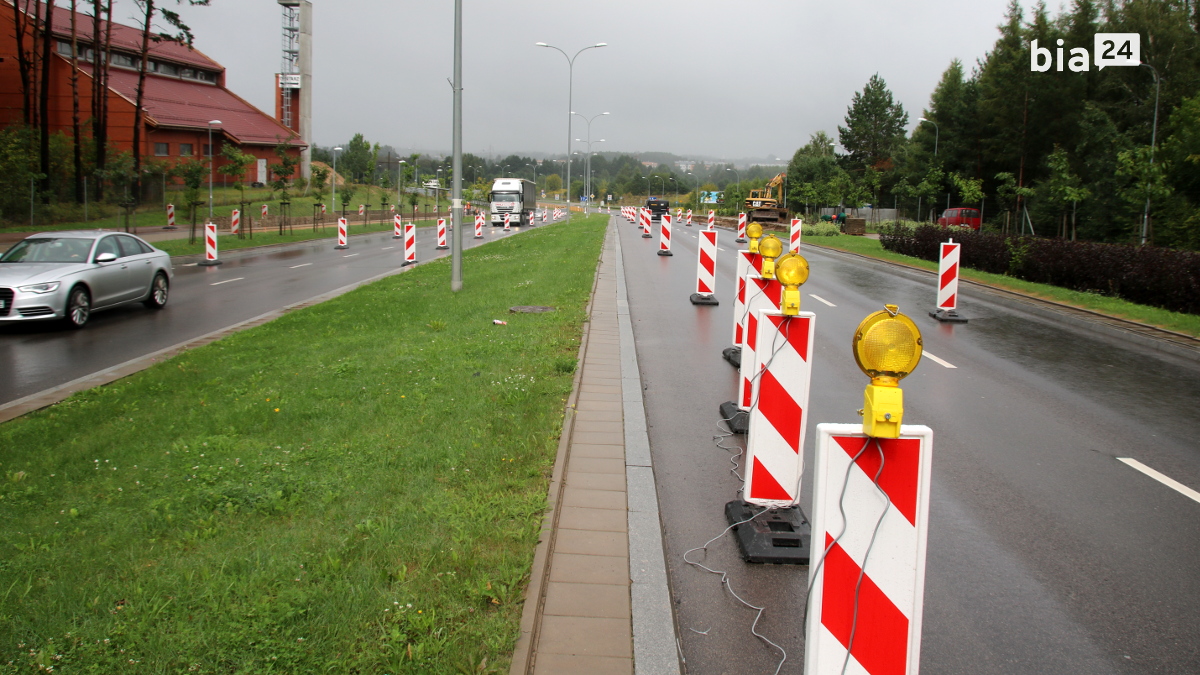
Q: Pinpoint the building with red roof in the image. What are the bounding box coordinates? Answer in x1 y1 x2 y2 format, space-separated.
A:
0 0 305 189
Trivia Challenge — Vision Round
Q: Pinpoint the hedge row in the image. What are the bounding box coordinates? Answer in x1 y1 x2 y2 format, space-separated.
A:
879 225 1200 315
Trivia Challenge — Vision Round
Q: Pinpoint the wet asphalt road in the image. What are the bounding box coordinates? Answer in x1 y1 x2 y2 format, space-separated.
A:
615 216 1200 674
0 223 524 405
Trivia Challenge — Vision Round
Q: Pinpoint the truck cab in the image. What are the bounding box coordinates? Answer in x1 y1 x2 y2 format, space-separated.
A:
489 178 536 226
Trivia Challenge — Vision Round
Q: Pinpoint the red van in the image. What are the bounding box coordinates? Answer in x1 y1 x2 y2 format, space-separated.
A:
937 207 981 230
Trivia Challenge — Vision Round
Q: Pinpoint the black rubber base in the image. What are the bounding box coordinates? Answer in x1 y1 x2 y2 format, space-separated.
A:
197 259 222 267
641 232 652 238
725 501 811 564
334 245 349 250
722 346 742 369
719 400 749 434
393 235 403 239
929 308 969 323
162 225 178 230
474 235 484 239
735 237 747 243
402 260 417 266
690 293 719 305
657 250 673 256
436 245 449 250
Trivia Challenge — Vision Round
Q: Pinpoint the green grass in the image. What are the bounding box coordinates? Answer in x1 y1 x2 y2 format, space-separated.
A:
0 215 609 673
153 217 443 258
806 234 1200 337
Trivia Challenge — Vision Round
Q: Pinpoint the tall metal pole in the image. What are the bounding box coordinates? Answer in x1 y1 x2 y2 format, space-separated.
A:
1140 62 1160 246
207 120 221 220
332 146 341 215
451 0 463 290
536 43 606 218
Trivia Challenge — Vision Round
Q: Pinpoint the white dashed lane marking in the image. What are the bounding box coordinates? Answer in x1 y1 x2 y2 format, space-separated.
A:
809 294 836 307
210 277 243 286
1118 457 1200 505
922 351 957 369
289 263 312 269
343 253 359 258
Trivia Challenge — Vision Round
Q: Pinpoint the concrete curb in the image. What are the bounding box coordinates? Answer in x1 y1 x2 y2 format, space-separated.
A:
616 224 684 675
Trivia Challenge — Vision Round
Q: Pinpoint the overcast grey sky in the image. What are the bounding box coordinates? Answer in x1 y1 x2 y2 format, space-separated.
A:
110 0 1040 162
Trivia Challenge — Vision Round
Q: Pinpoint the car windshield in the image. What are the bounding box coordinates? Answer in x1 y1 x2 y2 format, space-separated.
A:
0 237 93 263
492 192 520 203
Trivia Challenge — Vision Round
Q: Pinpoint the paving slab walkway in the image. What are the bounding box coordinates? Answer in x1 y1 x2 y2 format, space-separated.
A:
511 220 681 675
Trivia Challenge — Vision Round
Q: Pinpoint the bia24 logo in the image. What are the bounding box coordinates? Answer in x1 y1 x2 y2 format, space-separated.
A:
1031 33 1140 72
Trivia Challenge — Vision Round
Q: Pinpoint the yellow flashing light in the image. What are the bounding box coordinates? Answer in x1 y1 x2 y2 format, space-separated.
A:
747 222 763 253
758 234 783 279
775 252 810 316
852 304 923 438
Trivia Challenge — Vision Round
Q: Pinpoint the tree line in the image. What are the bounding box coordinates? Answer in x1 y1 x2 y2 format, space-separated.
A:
785 0 1200 250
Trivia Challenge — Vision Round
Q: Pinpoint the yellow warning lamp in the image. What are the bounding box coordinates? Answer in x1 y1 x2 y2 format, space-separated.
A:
758 234 783 279
746 222 763 253
853 304 923 438
774 252 810 316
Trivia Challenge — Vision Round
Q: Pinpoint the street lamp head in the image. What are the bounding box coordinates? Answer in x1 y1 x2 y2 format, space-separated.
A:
595 43 607 47
919 117 928 122
536 42 548 47
208 119 221 125
334 146 342 151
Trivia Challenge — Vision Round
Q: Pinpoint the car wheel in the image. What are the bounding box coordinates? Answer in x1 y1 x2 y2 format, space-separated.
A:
144 272 169 309
65 286 90 329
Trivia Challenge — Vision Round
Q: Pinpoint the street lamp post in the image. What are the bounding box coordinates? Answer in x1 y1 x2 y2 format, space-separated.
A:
726 166 740 213
332 146 342 216
398 160 406 207
918 117 939 157
1140 62 1160 246
207 120 221 220
536 41 607 217
575 138 605 212
687 171 699 212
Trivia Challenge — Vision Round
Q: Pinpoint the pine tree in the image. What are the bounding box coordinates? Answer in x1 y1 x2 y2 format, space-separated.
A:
837 74 909 174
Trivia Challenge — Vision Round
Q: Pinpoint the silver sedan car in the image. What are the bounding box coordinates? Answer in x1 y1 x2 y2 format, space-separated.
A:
0 230 173 328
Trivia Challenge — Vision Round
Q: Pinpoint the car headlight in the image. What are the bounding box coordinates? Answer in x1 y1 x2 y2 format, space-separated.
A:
18 282 61 294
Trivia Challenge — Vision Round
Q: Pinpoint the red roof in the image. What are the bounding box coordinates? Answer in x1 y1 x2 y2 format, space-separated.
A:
13 0 222 70
91 66 303 147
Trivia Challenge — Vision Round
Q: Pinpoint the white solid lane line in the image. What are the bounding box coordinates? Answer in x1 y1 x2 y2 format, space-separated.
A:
922 351 957 369
289 263 312 269
1118 457 1200 505
210 277 244 286
809 294 836 307
381 246 394 250
343 253 359 258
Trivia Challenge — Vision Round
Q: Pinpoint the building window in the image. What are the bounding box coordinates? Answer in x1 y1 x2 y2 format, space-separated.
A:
203 144 212 157
195 71 217 83
179 143 193 157
110 53 136 68
154 143 169 157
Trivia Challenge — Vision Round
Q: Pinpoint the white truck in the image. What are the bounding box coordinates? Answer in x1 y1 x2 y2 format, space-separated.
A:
489 178 537 226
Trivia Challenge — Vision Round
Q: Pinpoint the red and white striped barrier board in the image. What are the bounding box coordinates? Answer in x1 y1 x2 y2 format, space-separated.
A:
641 208 652 237
805 424 934 675
393 214 403 239
390 204 396 213
708 210 715 230
791 218 803 252
335 217 348 249
542 209 547 223
732 251 765 346
200 221 220 265
686 209 693 226
320 203 327 215
737 275 783 410
230 209 240 235
937 240 960 310
166 203 176 229
358 204 365 216
743 309 816 506
503 213 511 231
475 213 484 238
437 218 449 248
658 213 673 255
676 208 683 221
696 229 718 296
737 212 747 242
261 204 268 217
402 222 417 265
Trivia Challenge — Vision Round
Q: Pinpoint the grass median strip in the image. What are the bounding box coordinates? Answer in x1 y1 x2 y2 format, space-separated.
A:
805 234 1200 338
0 215 607 673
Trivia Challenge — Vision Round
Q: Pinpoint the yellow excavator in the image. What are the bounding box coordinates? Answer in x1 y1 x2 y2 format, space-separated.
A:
745 172 789 223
